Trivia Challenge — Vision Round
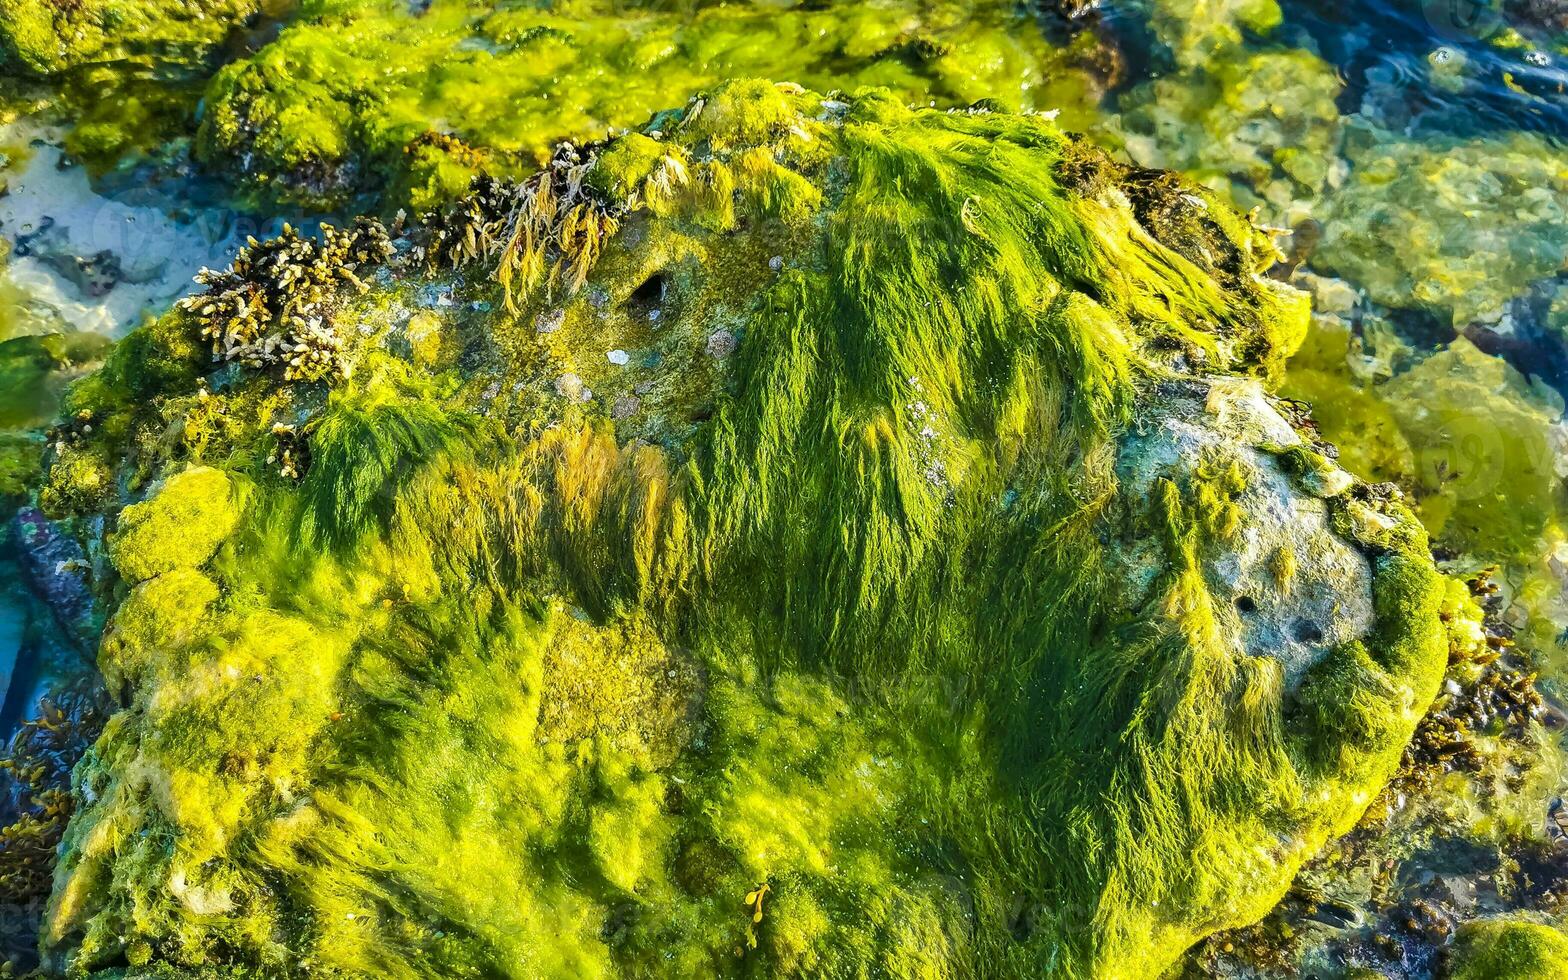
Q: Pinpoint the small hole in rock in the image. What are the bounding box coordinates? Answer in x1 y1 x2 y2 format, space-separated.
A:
627 272 666 314
1234 595 1257 614
1294 620 1324 644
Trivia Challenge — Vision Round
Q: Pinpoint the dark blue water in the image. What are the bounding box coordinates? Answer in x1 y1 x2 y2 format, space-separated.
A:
1288 0 1568 138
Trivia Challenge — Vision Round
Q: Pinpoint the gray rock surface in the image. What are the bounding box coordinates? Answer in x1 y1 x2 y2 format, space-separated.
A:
1109 377 1374 688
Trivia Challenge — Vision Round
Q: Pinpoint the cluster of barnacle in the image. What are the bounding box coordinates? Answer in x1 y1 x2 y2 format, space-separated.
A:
1393 662 1547 799
177 217 394 382
47 408 99 448
1382 897 1455 948
413 144 620 310
0 686 111 966
404 130 487 170
1192 896 1322 977
1392 569 1545 790
266 422 310 480
177 141 624 388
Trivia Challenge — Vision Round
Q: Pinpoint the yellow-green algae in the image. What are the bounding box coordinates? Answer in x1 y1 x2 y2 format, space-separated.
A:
194 0 1107 211
0 0 274 75
1448 919 1568 980
1315 124 1568 328
27 84 1452 980
1107 46 1345 224
1127 0 1285 70
1283 319 1568 607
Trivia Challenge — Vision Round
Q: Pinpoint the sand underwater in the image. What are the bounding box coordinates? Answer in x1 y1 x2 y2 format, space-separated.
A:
1 1 1567 977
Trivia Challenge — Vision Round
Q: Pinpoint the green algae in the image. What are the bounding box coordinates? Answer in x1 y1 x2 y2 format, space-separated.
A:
0 333 111 431
1107 47 1345 224
1316 124 1568 328
107 466 244 583
1449 919 1568 980
19 85 1453 980
0 0 272 75
0 309 114 520
0 431 43 512
1286 327 1568 568
1129 0 1285 69
194 0 1105 211
1381 339 1568 558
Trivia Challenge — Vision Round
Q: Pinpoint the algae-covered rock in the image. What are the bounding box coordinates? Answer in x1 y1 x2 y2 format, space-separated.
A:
28 84 1449 980
1317 124 1568 328
1448 918 1568 980
0 332 112 431
106 466 242 583
194 0 1105 211
0 0 269 75
1380 338 1568 558
0 432 43 511
1130 0 1285 68
1109 47 1345 223
1109 379 1374 688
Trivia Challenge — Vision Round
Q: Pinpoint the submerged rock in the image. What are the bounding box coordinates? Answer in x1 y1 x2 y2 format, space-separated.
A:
193 0 1106 211
10 507 97 649
16 83 1453 979
0 0 269 75
1316 125 1568 329
1447 918 1568 980
1108 46 1345 225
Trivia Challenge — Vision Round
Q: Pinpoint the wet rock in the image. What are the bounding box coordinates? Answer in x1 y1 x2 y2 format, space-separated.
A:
9 507 96 649
535 307 565 334
1316 125 1568 328
1109 378 1375 688
40 249 121 298
1297 273 1360 318
1507 0 1568 34
22 83 1447 980
704 329 736 360
611 395 640 420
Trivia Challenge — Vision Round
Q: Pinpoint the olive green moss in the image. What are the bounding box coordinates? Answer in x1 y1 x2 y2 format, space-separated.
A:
194 0 1107 211
34 85 1447 980
0 332 112 431
1448 919 1568 980
0 431 43 512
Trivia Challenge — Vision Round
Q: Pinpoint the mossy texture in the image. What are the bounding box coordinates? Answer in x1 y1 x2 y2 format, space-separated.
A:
194 0 1104 211
1448 919 1568 980
0 0 268 75
107 467 244 583
36 86 1447 980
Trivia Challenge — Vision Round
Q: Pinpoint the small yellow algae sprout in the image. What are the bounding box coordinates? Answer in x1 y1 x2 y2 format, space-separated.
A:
744 883 771 924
